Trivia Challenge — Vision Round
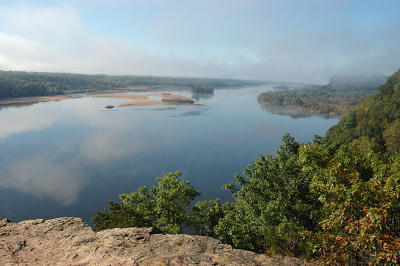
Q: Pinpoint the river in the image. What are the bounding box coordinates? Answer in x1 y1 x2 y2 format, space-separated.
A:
0 85 338 223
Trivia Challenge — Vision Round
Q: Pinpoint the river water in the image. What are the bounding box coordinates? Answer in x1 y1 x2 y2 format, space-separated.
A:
0 86 338 223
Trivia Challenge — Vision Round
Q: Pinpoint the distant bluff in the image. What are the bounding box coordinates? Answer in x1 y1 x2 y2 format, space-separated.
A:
0 217 313 265
327 74 387 90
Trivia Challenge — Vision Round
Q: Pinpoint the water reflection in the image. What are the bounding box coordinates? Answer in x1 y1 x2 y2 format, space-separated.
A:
0 97 144 206
1 152 85 206
79 129 145 163
259 103 339 119
149 107 177 111
169 109 208 117
192 91 214 101
0 107 55 140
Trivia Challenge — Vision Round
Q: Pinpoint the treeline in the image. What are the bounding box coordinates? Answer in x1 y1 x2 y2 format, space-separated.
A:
192 84 214 94
258 75 387 116
0 70 261 99
93 69 400 264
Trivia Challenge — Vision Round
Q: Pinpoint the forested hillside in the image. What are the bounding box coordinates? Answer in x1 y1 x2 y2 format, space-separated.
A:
327 69 400 152
94 69 400 264
0 70 261 99
258 75 387 116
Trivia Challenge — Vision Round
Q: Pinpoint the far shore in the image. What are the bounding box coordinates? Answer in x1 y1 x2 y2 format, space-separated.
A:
0 95 69 107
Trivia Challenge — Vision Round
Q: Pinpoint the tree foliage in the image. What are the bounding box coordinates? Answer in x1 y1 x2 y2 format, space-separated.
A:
93 172 200 234
188 199 233 238
212 134 319 256
300 138 400 264
327 69 400 152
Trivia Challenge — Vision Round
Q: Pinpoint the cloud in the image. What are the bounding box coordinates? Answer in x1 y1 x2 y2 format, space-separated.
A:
0 1 399 83
0 32 52 71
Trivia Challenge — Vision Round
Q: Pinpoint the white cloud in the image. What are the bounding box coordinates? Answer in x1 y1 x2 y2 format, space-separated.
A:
0 4 82 43
0 2 398 83
0 32 53 70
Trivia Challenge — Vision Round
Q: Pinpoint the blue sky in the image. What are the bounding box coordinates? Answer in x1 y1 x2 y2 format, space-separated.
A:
0 0 399 83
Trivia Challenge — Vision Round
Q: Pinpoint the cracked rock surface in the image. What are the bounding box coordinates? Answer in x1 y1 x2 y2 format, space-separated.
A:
0 217 314 265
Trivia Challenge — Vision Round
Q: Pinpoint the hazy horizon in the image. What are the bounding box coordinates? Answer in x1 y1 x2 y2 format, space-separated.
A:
0 0 399 84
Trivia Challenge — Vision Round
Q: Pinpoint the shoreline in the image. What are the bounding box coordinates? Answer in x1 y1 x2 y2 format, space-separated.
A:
0 95 69 107
259 102 342 119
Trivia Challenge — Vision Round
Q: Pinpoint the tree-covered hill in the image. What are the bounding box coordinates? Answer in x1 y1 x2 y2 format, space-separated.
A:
327 69 400 152
258 74 387 116
0 70 262 99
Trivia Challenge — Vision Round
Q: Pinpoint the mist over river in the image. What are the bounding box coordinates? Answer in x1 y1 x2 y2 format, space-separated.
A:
0 86 338 223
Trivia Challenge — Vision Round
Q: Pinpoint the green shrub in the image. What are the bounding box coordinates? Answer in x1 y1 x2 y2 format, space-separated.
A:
93 171 200 234
301 139 400 264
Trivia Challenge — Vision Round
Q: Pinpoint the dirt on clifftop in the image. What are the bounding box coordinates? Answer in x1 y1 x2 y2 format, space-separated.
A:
0 217 314 265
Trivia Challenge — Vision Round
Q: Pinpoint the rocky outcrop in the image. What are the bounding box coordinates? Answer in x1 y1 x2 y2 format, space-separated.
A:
0 217 313 265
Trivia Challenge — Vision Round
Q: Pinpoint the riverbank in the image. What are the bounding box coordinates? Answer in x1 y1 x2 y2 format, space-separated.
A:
0 95 69 107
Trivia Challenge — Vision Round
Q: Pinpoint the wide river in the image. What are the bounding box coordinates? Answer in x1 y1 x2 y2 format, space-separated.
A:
0 86 339 224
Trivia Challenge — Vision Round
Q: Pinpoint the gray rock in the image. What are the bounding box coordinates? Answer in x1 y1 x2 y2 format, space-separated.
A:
0 217 314 265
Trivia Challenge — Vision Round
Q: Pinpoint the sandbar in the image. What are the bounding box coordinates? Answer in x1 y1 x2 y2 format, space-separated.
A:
151 93 195 103
93 92 197 107
92 93 147 100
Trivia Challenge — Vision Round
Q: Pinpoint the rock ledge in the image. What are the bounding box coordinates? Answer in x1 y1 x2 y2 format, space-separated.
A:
0 217 313 265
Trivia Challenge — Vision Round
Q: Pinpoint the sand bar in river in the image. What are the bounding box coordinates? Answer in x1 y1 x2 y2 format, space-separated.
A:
93 92 197 107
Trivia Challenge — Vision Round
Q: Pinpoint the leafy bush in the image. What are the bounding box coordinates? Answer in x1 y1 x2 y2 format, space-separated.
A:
300 138 400 264
92 200 148 232
188 199 233 238
93 171 200 234
212 134 319 257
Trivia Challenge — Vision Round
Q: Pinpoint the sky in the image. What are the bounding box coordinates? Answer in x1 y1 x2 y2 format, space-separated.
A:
0 0 399 83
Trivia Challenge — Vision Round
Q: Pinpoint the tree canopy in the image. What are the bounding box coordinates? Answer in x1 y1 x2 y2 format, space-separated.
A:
93 172 200 234
327 69 400 152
